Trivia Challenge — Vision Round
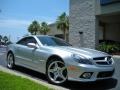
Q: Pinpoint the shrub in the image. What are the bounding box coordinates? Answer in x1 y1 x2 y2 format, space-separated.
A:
97 42 120 53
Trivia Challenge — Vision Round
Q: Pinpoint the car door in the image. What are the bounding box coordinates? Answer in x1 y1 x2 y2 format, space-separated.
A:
15 37 37 68
31 46 47 73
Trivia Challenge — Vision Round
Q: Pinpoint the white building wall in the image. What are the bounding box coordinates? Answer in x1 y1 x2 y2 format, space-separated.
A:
48 24 62 35
69 0 99 48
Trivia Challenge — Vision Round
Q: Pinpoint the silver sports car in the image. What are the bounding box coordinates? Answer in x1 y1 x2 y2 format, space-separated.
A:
7 35 115 85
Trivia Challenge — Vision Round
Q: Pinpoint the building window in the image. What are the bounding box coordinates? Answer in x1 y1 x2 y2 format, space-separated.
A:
100 0 120 5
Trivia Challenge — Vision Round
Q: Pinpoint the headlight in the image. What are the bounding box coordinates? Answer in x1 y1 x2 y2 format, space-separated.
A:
72 54 93 65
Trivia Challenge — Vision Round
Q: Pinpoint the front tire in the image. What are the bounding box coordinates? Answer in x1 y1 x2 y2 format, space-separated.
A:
7 53 15 69
46 59 67 85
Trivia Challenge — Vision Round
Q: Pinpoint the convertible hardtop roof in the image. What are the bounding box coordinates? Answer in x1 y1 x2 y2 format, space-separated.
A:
24 35 53 38
29 35 53 37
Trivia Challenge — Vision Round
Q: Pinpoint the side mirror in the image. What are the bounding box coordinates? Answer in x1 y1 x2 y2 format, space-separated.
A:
27 43 39 49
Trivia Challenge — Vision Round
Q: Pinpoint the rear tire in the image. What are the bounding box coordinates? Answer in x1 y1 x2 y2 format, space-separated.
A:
46 58 67 85
7 52 15 69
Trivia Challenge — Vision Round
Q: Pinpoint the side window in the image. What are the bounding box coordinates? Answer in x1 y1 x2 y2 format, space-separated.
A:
17 37 37 46
26 37 37 45
17 38 27 45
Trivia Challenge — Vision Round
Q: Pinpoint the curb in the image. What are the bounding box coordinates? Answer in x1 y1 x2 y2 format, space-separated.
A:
113 55 120 59
0 65 69 90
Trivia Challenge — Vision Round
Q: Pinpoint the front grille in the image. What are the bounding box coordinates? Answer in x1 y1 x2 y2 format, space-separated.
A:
93 57 105 60
97 70 114 78
93 56 111 61
93 56 112 65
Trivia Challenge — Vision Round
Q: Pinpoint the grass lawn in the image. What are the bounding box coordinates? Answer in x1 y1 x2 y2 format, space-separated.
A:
0 71 52 90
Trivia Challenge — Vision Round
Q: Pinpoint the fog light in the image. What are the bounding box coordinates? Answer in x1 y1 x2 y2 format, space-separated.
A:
80 72 93 79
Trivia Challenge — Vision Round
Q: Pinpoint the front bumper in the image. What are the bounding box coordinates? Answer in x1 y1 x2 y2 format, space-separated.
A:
66 63 115 82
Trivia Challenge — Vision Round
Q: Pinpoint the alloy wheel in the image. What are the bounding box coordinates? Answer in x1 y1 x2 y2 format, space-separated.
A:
47 60 67 84
7 53 14 69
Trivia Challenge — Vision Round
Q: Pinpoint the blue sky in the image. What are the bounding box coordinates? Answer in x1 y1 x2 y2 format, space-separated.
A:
0 0 69 42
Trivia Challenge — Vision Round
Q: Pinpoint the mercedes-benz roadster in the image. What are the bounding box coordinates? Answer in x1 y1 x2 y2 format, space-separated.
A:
7 35 115 85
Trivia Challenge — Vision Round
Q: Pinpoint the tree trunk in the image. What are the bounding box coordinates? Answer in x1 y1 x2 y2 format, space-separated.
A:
44 32 46 35
35 31 37 35
63 29 67 41
66 29 69 42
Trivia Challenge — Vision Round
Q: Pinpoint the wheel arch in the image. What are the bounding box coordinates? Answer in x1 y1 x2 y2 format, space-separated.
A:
7 50 14 57
46 55 65 72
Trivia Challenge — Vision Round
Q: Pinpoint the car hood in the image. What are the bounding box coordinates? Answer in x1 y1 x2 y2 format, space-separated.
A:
47 46 109 58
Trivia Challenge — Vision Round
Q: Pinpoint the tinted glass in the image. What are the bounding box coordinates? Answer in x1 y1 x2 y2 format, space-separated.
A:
17 38 27 45
37 36 71 46
17 37 37 46
26 37 37 44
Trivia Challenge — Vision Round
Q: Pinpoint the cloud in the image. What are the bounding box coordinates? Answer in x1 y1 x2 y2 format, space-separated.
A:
0 19 31 29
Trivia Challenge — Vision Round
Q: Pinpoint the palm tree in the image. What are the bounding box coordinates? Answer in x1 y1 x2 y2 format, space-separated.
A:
56 12 69 41
0 35 2 45
40 22 50 35
3 36 8 45
28 20 40 35
0 35 2 41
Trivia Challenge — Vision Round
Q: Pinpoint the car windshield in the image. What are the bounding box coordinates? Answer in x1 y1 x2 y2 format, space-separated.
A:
37 36 71 46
